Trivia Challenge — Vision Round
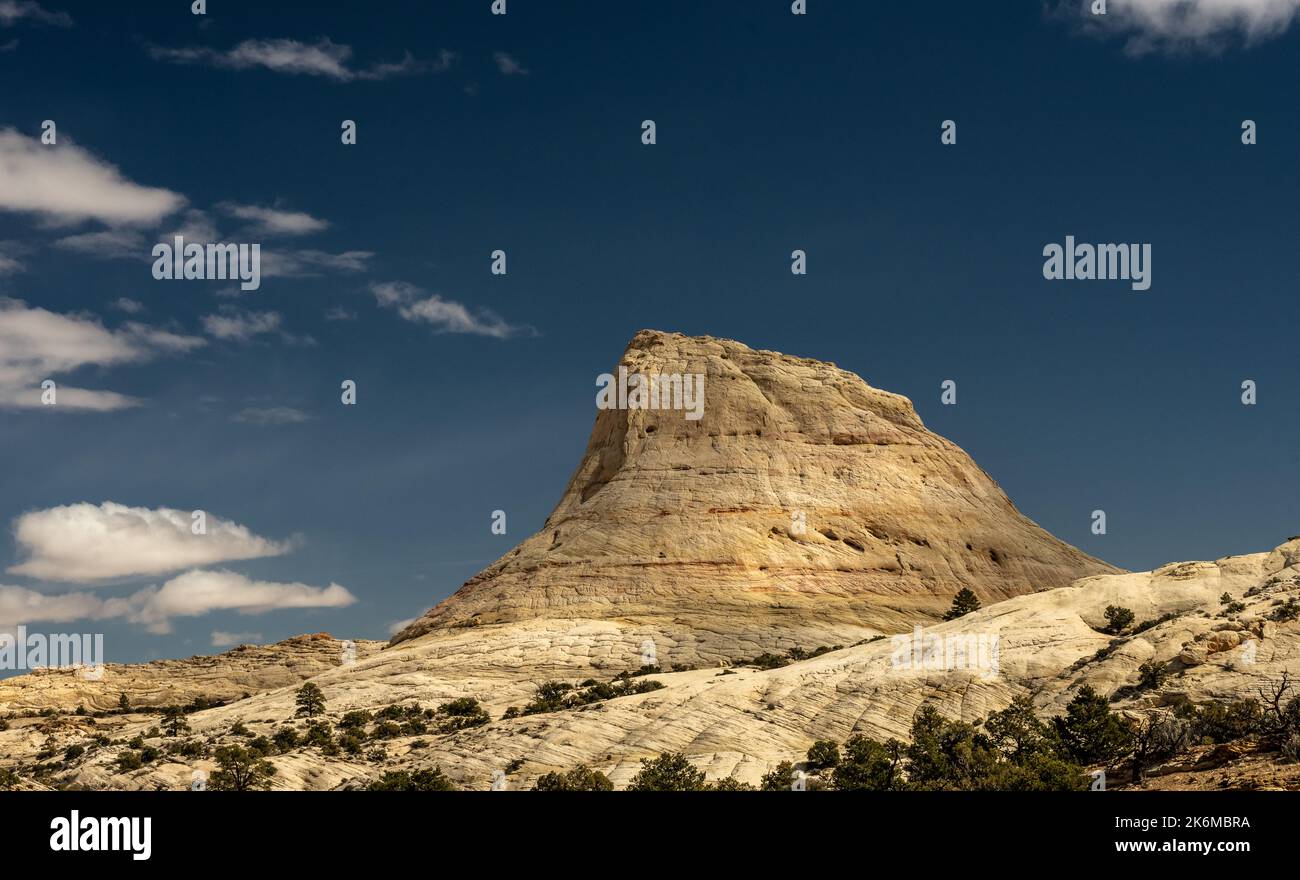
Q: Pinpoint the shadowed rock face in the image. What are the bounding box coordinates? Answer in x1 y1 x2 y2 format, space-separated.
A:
391 331 1118 661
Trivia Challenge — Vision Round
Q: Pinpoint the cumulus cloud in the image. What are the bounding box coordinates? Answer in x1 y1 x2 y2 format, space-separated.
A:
0 298 205 410
0 242 24 274
148 37 448 81
8 502 294 582
218 202 329 237
1068 0 1300 52
0 1 71 27
129 570 356 634
0 129 184 226
0 573 353 633
370 281 533 339
233 406 312 426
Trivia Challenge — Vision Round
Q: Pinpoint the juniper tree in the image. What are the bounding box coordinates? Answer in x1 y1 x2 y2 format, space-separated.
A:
943 588 981 621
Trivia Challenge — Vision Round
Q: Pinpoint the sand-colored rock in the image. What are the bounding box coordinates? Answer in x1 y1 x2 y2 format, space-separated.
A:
0 633 383 714
393 331 1116 662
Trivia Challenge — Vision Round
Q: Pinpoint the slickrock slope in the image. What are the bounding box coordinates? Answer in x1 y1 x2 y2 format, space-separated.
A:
6 540 1298 791
0 633 383 714
393 330 1116 661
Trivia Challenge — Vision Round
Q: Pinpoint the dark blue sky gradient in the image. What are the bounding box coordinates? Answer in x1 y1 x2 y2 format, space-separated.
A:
2 1 1297 663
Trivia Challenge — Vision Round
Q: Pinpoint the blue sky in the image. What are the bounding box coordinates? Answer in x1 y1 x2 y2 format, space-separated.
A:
2 0 1299 666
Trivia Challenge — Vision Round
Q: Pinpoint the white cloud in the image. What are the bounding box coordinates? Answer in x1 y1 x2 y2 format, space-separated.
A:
493 51 529 75
0 129 184 225
219 202 328 237
1071 0 1300 52
0 584 133 626
211 630 263 647
324 305 356 321
202 308 282 342
53 227 146 259
0 572 354 633
0 2 71 27
148 37 445 81
0 298 205 410
234 406 312 426
129 570 356 634
386 617 416 636
370 281 532 339
111 297 145 314
259 249 373 278
8 501 294 582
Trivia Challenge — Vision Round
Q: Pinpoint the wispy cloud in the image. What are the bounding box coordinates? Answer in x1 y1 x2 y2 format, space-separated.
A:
234 406 313 426
371 281 533 339
493 51 529 75
260 248 373 278
201 308 283 342
218 202 329 237
0 298 204 410
8 501 294 582
211 630 263 648
0 1 71 27
0 129 184 226
148 37 452 81
111 297 145 314
53 227 146 259
1063 0 1300 53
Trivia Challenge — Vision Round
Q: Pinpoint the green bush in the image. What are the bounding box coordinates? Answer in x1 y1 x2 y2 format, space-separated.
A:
367 767 456 791
209 745 277 791
1103 605 1135 634
806 739 840 770
532 766 614 791
1053 685 1133 765
435 698 490 733
626 752 706 791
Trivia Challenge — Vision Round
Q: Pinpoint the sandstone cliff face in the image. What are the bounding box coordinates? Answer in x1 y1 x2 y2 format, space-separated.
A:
392 330 1116 660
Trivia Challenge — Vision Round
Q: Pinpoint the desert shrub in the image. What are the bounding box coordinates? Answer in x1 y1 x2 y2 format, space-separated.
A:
435 698 490 733
229 721 251 737
806 739 840 770
371 721 401 740
367 767 456 791
626 752 707 791
759 761 799 791
336 710 371 731
707 776 756 791
1271 598 1300 622
1103 605 1135 634
1137 660 1169 690
339 733 365 755
272 727 300 752
522 678 665 716
63 744 85 762
832 736 907 791
115 751 144 772
532 766 614 791
303 720 334 749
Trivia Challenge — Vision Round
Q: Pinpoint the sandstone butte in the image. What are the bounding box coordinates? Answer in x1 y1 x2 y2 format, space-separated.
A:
391 329 1118 665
